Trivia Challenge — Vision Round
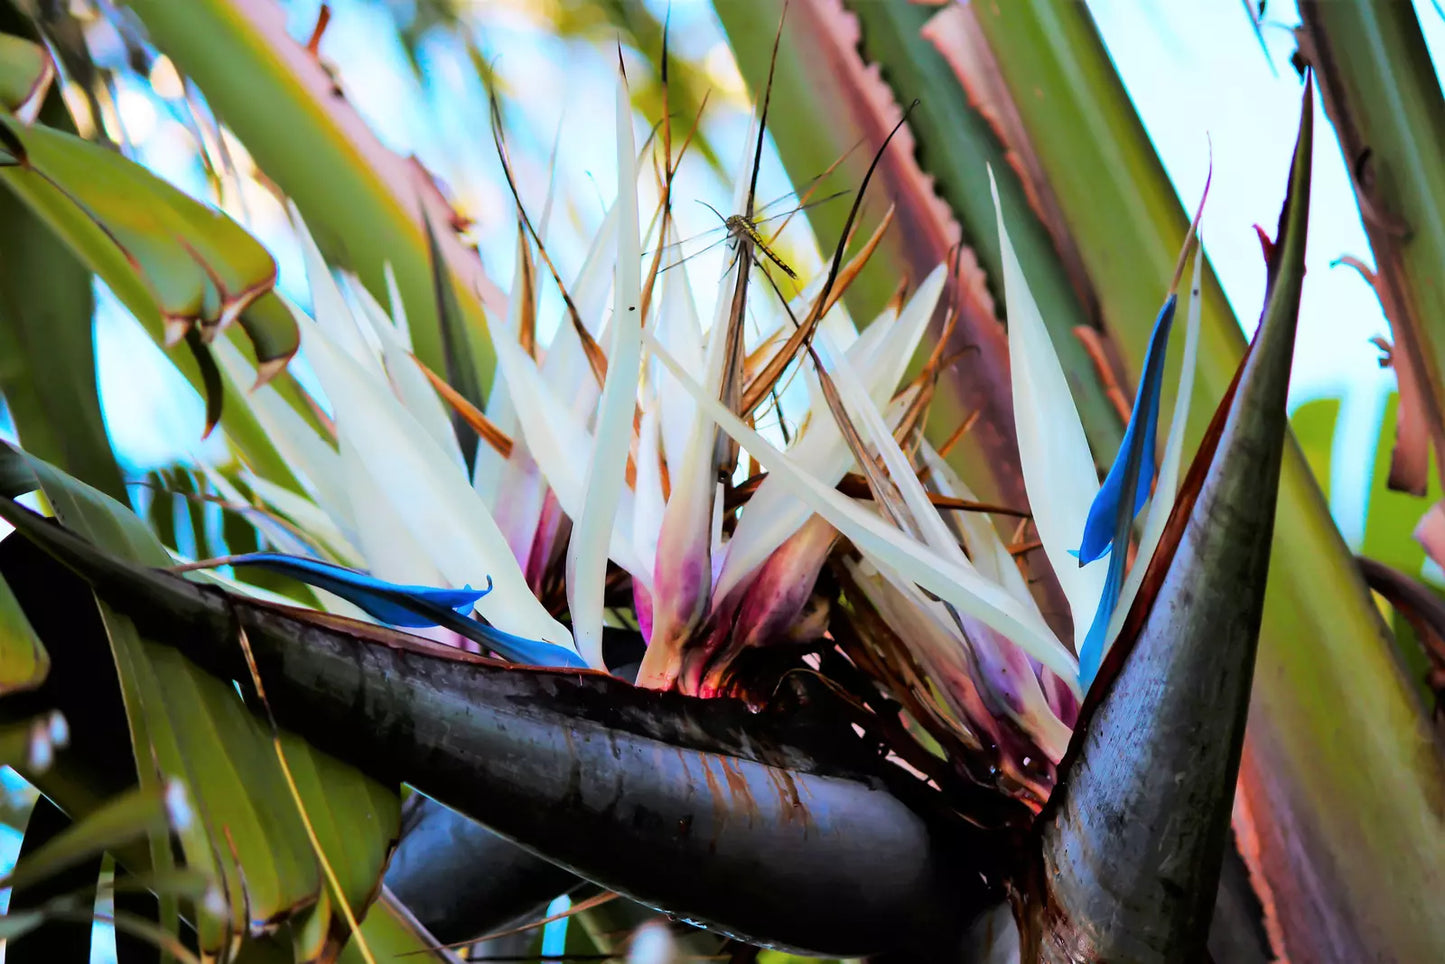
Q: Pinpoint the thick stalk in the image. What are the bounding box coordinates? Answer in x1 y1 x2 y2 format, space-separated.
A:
973 4 1445 959
0 512 684 953
385 796 578 945
0 495 998 959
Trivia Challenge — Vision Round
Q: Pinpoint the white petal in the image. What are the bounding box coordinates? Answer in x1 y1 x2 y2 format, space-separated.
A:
713 268 945 600
815 328 1071 755
487 313 648 580
567 77 645 669
633 399 666 577
647 330 1079 689
651 222 704 469
384 263 415 352
473 246 533 507
243 472 363 566
542 192 616 423
855 558 1071 762
300 311 575 651
470 368 513 507
814 324 960 559
191 460 313 559
345 273 465 472
991 168 1104 653
289 201 383 376
339 434 451 588
917 445 1039 615
211 335 354 539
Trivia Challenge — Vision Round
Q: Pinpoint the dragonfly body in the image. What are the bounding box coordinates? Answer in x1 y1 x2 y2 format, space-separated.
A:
725 213 799 280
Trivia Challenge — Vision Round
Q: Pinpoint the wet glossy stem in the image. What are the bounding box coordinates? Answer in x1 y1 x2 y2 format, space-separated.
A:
389 780 1273 961
3 500 995 958
385 796 582 945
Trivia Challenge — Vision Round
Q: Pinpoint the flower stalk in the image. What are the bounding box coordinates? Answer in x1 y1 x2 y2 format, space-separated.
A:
0 489 998 958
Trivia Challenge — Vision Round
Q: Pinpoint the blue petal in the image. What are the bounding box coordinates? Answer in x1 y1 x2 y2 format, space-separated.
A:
226 552 587 668
228 552 489 626
1078 532 1127 689
1077 295 1177 566
443 617 590 670
1076 294 1178 687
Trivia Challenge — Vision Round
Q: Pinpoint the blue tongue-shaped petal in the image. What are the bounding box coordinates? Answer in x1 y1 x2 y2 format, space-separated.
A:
1076 294 1178 687
224 552 487 625
1076 297 1178 567
219 552 587 669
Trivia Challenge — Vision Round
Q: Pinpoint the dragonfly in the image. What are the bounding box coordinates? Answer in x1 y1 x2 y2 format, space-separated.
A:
701 202 802 280
654 182 848 280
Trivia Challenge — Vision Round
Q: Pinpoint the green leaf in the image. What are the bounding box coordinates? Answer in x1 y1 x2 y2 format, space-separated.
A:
0 21 124 502
234 890 458 964
278 730 400 918
0 569 48 696
1363 394 1441 578
184 325 224 439
105 866 218 904
425 217 483 469
0 97 303 489
0 909 49 944
1289 397 1341 502
0 177 124 498
1300 2 1445 500
334 891 460 964
0 33 52 122
0 114 275 338
840 0 1124 458
1294 393 1444 687
5 442 401 955
236 292 301 386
